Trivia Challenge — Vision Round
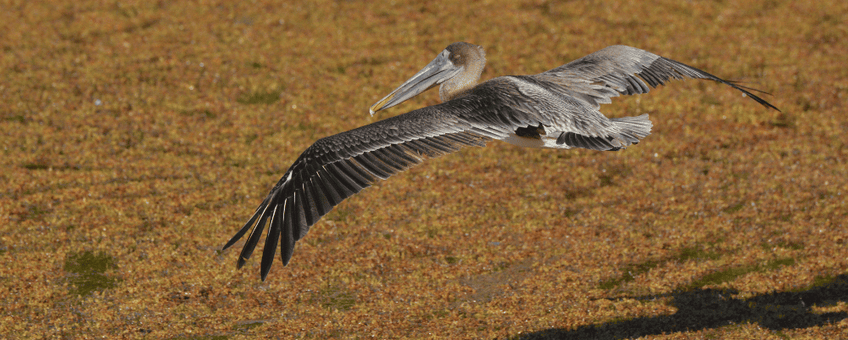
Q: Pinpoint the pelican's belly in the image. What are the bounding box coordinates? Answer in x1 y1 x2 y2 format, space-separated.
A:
502 133 572 149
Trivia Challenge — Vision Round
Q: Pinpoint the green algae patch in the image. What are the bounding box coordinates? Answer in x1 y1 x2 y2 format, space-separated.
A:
64 250 121 296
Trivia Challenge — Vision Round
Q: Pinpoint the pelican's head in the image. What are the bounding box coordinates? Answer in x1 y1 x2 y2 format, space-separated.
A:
369 42 486 116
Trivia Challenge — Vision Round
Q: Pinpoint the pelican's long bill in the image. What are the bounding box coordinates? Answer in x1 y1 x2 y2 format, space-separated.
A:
369 49 462 115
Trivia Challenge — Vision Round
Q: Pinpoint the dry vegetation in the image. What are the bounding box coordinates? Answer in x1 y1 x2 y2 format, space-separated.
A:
1 0 847 338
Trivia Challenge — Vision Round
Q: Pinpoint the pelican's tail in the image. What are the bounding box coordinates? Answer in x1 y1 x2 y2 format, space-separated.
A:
607 113 654 151
554 114 652 151
609 113 652 147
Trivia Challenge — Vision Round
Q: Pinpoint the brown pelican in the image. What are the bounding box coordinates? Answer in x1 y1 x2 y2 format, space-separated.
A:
223 42 779 280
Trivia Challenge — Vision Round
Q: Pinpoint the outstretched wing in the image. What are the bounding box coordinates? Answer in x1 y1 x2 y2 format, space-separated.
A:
223 106 490 280
534 45 779 111
441 45 779 152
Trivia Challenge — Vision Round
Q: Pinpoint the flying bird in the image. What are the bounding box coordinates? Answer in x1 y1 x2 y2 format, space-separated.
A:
223 42 779 280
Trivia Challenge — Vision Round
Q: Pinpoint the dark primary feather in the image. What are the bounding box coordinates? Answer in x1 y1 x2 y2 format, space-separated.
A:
222 106 492 280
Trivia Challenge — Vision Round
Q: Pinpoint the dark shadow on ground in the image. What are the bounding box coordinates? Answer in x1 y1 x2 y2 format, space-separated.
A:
516 274 848 339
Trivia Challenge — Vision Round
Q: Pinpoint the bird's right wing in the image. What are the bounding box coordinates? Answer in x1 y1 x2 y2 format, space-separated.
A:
440 46 778 152
223 106 490 280
535 45 779 111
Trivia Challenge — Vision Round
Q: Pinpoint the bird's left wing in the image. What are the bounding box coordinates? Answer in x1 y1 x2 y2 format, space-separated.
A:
223 106 490 280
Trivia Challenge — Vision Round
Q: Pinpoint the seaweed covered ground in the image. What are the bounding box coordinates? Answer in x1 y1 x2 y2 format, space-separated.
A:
1 0 847 338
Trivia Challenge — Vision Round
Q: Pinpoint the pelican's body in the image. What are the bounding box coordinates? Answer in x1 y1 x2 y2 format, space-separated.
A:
224 42 779 280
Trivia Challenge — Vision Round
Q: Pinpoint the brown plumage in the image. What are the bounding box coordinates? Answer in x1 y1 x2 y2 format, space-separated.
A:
223 42 779 281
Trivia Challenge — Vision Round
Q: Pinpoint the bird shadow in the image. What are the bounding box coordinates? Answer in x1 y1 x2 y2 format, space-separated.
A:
516 274 848 339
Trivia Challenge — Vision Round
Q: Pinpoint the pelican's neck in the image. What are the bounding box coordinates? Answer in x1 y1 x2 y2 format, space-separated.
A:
439 46 486 102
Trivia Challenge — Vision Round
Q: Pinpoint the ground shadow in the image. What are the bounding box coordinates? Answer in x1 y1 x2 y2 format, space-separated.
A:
516 274 848 339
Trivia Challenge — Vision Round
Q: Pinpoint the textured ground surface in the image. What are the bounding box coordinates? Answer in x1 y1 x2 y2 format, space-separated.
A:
2 0 847 338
